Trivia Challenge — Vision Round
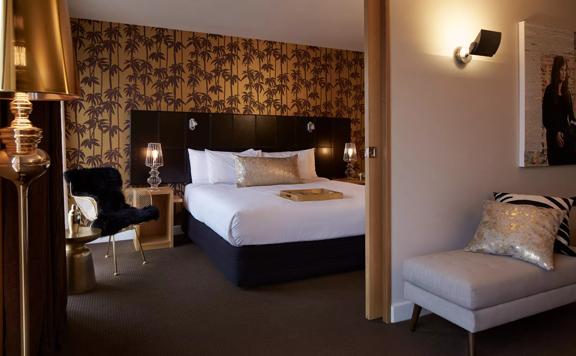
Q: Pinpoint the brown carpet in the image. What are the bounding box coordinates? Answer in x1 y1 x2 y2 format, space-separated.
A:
58 239 576 356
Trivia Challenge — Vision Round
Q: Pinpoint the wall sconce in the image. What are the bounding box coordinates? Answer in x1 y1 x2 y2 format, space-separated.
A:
307 121 315 133
189 118 198 131
318 147 332 157
455 29 502 64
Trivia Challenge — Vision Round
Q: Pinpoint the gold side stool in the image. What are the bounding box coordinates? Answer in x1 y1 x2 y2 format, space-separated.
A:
65 227 102 294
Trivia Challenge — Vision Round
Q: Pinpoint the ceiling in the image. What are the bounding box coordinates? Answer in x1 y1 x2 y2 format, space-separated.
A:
68 0 364 51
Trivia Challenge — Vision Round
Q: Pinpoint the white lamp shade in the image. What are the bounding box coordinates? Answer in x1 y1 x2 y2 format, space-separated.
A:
343 143 357 162
145 143 164 167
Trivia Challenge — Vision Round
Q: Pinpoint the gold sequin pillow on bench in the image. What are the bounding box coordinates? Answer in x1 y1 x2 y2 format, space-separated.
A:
465 200 565 270
234 155 301 187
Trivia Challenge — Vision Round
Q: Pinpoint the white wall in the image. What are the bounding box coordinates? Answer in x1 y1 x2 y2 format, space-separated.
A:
389 0 576 321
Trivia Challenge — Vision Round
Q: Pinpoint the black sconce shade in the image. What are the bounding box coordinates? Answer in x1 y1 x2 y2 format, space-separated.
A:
456 29 502 64
469 29 502 57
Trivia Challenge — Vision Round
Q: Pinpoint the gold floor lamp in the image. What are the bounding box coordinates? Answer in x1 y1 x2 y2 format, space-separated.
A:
0 1 79 355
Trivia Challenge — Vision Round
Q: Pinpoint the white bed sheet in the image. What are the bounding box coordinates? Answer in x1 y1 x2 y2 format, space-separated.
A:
184 179 365 247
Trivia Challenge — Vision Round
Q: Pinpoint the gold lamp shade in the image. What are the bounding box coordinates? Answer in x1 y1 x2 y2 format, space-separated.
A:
0 0 79 100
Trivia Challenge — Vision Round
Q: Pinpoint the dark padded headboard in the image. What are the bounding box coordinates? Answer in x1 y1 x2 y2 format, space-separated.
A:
129 111 351 185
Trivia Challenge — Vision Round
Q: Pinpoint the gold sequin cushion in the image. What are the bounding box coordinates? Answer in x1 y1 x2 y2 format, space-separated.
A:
465 200 565 270
234 155 301 187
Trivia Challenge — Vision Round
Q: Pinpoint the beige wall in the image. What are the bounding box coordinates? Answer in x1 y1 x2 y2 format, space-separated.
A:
389 0 576 321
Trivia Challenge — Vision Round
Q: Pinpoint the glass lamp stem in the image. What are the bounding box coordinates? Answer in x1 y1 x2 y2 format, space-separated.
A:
147 166 162 189
345 161 356 179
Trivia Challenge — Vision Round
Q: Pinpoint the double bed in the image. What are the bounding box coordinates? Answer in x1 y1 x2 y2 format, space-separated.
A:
130 111 365 286
183 179 365 286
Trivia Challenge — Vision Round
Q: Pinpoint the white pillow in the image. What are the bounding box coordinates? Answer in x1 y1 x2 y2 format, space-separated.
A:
263 148 317 179
188 149 210 184
206 149 261 184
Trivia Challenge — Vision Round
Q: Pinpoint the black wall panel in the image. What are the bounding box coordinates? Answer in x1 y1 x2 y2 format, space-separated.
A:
130 110 351 185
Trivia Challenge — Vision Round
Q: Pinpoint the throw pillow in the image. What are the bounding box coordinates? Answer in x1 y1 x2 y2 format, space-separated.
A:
234 155 301 187
494 192 575 256
465 200 564 270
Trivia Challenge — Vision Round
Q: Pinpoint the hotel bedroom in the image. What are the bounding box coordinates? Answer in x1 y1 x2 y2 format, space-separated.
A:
64 14 367 287
2 1 576 356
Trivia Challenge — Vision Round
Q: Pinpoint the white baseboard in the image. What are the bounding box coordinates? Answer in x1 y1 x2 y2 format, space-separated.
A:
89 229 135 244
391 301 430 323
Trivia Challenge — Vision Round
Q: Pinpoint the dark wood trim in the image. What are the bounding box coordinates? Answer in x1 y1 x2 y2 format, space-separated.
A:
468 332 476 356
409 304 422 332
364 0 391 323
0 177 3 355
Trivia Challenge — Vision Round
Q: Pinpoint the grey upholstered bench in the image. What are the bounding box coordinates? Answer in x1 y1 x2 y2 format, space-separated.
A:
404 250 576 356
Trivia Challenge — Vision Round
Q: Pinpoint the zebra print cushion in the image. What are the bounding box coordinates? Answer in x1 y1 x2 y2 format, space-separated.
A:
493 193 575 257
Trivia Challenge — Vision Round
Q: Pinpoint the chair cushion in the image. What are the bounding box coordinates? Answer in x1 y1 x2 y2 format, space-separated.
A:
403 250 576 310
94 205 159 236
64 167 126 212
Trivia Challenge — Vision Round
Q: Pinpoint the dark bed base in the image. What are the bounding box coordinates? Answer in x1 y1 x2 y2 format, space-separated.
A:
183 210 365 287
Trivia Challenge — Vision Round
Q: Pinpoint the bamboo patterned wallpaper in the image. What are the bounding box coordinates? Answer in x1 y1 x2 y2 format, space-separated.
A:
65 18 364 186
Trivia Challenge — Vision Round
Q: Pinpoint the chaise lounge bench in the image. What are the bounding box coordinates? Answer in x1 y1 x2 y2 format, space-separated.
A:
403 250 576 356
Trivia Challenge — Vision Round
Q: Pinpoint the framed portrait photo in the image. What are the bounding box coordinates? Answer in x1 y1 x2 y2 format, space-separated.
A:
519 21 576 167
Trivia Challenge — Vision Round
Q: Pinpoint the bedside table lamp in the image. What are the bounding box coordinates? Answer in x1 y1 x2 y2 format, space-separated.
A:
343 143 357 179
0 1 79 355
145 143 164 189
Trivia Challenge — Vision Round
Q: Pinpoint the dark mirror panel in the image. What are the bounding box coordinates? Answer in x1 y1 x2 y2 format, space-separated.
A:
315 119 333 149
130 110 352 185
255 115 277 149
232 115 256 149
130 111 158 144
130 141 150 185
295 117 317 149
210 114 235 150
186 113 211 149
159 112 187 147
276 118 296 151
161 148 187 183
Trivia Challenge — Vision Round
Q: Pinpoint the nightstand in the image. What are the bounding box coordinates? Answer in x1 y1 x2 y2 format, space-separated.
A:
332 177 366 185
127 186 174 250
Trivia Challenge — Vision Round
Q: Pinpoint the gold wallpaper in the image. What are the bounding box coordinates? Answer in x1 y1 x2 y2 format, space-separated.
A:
65 18 365 187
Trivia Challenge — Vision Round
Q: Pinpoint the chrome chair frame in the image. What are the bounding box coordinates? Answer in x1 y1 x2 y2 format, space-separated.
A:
69 184 150 276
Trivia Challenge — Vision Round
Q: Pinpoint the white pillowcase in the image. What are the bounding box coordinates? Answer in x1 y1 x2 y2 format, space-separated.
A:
189 149 261 184
188 149 210 184
263 148 317 179
206 149 261 184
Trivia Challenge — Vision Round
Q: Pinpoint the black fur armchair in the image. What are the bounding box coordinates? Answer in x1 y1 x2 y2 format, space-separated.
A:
64 167 160 275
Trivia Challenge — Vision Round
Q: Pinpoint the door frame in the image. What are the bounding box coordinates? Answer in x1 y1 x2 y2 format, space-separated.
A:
364 0 391 322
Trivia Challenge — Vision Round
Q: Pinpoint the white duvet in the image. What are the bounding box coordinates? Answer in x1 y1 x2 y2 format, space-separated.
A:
184 179 365 246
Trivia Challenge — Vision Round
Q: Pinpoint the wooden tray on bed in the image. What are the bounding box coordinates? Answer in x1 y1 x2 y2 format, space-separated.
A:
279 188 343 201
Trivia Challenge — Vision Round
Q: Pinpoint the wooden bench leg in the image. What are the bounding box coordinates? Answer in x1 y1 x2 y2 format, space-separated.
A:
468 332 475 356
409 304 422 332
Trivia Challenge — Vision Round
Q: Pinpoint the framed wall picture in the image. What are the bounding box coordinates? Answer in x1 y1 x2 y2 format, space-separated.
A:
519 21 576 167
